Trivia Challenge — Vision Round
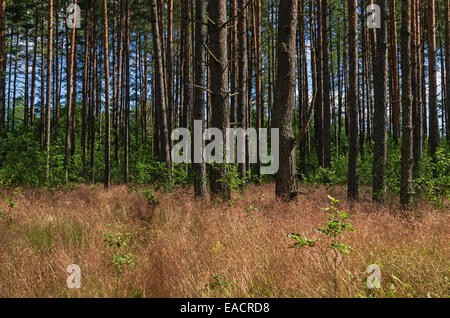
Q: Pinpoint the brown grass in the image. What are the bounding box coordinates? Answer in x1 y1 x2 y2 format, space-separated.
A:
0 183 448 298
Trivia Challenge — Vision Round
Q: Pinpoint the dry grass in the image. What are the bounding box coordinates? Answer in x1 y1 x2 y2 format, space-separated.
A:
0 183 448 298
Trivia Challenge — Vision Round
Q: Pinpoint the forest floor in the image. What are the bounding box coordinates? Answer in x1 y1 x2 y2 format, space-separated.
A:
0 183 448 298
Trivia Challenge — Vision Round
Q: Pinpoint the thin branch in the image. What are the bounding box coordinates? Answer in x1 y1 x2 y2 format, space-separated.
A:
292 89 317 148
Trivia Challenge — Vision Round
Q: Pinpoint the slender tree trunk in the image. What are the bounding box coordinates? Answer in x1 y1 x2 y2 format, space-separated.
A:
268 0 273 132
115 0 123 167
46 0 54 180
64 0 77 182
181 0 191 130
193 0 207 197
400 0 413 209
82 12 90 173
11 34 18 132
103 0 111 189
54 10 60 141
322 0 331 169
388 0 400 145
372 0 387 202
445 0 450 140
337 24 342 156
167 0 174 150
124 0 131 183
150 0 170 166
40 1 45 148
90 0 96 183
142 33 148 143
413 0 423 163
237 0 248 178
30 5 38 127
427 0 440 158
24 30 29 128
255 0 262 178
71 31 77 159
347 0 359 200
315 0 324 168
0 0 4 141
6 31 11 134
230 0 237 124
421 6 428 140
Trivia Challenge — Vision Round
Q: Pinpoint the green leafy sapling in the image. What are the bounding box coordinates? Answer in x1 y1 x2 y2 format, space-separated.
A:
141 189 160 206
287 234 318 248
103 224 136 296
288 195 355 297
317 195 354 256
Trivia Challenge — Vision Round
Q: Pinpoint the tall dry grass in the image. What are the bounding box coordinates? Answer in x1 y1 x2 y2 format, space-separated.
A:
0 184 448 297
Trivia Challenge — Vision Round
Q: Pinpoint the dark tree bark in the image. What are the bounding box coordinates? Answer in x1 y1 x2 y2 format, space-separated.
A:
400 0 414 209
208 0 230 201
45 0 53 180
237 0 248 179
53 10 60 140
82 11 90 172
273 0 298 201
11 34 18 132
39 1 45 148
181 0 191 130
255 0 262 178
24 29 29 128
230 0 237 124
150 0 170 166
193 0 207 197
347 0 359 200
412 0 423 164
5 31 11 134
427 0 440 158
124 0 131 183
89 0 96 183
321 0 331 169
388 0 400 145
0 0 4 141
167 0 174 149
336 21 342 156
446 0 450 140
103 0 111 189
64 0 77 182
115 0 123 167
71 31 77 159
372 0 388 202
314 0 324 168
30 5 38 127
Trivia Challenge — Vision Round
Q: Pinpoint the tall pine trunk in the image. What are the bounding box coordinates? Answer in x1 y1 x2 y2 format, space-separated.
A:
427 0 439 158
372 0 388 202
103 0 111 189
347 0 359 200
237 0 248 178
0 0 4 141
388 0 400 145
273 0 298 201
64 0 77 182
445 0 450 140
150 0 170 167
400 0 414 209
46 0 53 180
321 0 331 169
193 0 207 197
208 0 230 201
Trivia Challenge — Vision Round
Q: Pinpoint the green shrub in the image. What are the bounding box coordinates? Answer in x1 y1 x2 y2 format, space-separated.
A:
415 146 450 205
131 160 189 190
